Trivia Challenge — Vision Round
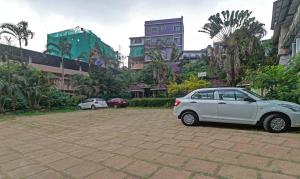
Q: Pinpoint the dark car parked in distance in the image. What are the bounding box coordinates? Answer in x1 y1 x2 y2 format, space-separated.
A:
107 98 129 108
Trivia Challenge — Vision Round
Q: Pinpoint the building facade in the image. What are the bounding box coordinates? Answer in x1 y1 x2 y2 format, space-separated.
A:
0 44 89 92
181 49 207 63
128 36 145 70
47 26 117 67
271 0 300 65
129 17 184 69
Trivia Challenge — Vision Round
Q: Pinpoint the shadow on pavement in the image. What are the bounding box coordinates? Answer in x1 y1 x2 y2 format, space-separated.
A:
193 122 300 134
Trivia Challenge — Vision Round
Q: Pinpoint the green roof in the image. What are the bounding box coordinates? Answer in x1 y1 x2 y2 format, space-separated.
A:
129 45 144 58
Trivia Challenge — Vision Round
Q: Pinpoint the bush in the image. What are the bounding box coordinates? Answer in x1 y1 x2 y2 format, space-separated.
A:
245 53 300 104
168 75 210 97
129 98 175 108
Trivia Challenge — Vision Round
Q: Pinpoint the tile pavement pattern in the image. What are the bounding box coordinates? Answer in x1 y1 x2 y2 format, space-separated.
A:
0 109 300 179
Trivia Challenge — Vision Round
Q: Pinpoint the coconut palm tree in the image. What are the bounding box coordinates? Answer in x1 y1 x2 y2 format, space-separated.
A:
199 10 266 86
0 21 34 65
44 37 72 91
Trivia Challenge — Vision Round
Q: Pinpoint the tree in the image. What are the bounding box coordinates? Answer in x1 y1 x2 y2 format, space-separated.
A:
145 49 171 84
71 74 99 98
181 60 207 81
44 37 72 91
199 10 266 86
0 21 34 65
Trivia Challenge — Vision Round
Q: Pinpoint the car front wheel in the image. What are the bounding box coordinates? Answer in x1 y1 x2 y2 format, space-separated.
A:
263 114 289 133
181 111 199 126
91 105 96 110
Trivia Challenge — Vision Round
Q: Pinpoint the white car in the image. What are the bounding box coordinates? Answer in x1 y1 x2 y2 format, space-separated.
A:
78 98 108 110
173 87 300 133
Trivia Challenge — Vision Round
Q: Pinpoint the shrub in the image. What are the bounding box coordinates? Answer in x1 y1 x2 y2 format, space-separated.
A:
129 98 175 108
168 75 210 97
245 53 300 104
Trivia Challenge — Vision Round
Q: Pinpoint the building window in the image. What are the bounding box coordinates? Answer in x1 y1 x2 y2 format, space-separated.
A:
292 43 296 57
173 37 180 44
151 39 156 44
151 27 158 32
296 38 300 54
145 39 151 45
174 26 181 32
160 25 166 32
146 27 151 33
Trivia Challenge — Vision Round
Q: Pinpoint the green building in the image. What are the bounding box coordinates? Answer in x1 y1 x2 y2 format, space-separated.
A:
47 26 117 64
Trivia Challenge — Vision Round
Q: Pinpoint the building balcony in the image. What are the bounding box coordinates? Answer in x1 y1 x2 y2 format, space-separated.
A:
130 63 144 70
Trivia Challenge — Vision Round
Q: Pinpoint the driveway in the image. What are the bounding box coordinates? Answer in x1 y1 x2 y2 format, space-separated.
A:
0 109 299 179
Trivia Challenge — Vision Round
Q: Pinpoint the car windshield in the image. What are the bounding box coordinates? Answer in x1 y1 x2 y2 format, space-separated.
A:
242 89 267 100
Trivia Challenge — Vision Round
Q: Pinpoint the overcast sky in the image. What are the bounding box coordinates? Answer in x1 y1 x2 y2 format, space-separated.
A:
0 0 274 57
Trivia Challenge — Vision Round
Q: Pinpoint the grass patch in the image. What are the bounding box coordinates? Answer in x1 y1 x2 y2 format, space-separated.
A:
0 108 79 122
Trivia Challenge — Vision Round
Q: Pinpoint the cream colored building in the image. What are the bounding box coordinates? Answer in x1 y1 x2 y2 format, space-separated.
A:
271 0 300 65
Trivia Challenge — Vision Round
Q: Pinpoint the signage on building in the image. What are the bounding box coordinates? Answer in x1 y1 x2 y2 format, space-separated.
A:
198 72 207 77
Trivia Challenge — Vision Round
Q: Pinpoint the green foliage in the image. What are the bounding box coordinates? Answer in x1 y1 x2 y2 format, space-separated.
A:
0 62 80 113
200 10 267 86
168 76 210 97
246 53 300 104
181 61 207 81
136 64 156 85
128 98 175 108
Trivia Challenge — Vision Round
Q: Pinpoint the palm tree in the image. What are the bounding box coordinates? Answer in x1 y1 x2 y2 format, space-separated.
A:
199 10 266 86
44 37 72 91
146 49 170 84
0 21 34 65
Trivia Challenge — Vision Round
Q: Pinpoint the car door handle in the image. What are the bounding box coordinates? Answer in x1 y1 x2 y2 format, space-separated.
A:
218 102 226 104
190 101 197 103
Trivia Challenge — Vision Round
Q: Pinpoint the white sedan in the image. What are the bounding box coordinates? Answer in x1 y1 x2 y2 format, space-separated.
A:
78 98 108 110
173 87 300 133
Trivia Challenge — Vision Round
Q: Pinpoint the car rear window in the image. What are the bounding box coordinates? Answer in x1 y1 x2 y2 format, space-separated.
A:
191 91 214 100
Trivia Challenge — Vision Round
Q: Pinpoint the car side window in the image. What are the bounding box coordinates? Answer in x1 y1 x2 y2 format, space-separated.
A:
219 90 235 101
219 90 248 101
235 91 248 101
191 91 214 100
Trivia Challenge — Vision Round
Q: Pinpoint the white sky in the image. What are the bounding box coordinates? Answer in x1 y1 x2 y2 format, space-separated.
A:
0 0 274 58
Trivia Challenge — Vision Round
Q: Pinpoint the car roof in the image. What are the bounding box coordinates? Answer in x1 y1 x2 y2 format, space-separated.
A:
197 87 244 91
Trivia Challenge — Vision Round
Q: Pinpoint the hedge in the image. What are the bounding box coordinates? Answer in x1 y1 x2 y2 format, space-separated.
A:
128 98 175 108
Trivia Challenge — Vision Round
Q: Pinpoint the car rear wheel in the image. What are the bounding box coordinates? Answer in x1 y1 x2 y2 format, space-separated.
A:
181 111 199 126
263 114 289 133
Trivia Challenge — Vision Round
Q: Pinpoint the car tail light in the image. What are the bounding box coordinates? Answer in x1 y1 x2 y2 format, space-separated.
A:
174 99 181 107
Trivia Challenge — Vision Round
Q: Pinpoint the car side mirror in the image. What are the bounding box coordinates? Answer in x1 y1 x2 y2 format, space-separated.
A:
244 97 256 103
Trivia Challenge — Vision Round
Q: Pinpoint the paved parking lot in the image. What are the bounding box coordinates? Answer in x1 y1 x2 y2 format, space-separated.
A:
0 109 300 179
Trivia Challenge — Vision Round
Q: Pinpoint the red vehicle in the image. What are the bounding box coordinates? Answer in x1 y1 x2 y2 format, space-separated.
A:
107 98 129 108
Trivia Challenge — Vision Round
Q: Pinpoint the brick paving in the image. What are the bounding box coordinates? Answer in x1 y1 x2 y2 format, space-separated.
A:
0 108 299 179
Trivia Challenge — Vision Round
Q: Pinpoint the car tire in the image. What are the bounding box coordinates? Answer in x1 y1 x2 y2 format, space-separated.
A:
91 105 96 110
263 114 289 133
181 111 199 126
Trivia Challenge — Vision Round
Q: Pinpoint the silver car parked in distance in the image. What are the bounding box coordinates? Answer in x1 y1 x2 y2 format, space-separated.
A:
78 98 108 110
173 87 300 133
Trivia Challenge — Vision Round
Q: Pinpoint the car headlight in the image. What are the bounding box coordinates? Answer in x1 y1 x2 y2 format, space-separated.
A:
279 104 300 112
